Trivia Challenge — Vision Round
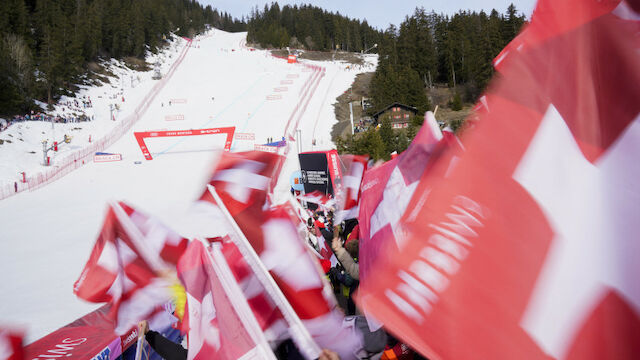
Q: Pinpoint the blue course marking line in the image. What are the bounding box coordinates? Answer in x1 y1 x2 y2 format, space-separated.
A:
230 99 267 151
154 72 269 157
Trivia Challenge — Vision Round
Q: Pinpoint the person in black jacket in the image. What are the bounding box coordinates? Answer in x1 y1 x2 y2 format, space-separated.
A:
138 320 187 360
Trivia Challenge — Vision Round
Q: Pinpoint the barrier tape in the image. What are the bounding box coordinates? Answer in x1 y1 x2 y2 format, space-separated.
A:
0 38 193 200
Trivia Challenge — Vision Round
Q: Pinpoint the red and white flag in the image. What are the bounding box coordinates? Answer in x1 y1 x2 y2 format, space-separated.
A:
201 151 362 359
177 240 275 360
358 1 640 359
335 155 369 223
74 202 187 334
296 190 335 210
0 329 23 360
358 112 444 285
217 238 289 343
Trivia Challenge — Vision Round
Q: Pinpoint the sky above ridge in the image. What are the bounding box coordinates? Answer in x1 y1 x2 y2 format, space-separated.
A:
200 0 537 30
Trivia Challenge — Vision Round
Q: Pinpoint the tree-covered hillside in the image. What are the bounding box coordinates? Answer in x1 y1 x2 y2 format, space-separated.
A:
246 3 382 52
370 5 526 114
0 0 245 115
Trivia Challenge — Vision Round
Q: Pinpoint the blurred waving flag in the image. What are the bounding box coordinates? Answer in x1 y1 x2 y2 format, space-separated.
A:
0 329 23 360
358 0 640 359
177 240 276 360
335 155 369 223
200 151 362 359
73 202 188 334
296 190 335 210
358 112 444 285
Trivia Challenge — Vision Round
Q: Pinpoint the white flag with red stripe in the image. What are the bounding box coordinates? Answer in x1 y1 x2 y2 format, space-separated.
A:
358 0 640 359
73 202 188 334
0 329 23 360
177 240 276 360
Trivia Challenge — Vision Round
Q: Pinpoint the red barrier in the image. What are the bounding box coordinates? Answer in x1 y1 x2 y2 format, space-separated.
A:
134 127 235 160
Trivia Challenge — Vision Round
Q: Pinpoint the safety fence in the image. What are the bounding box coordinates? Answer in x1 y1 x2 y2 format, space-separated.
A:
0 38 192 200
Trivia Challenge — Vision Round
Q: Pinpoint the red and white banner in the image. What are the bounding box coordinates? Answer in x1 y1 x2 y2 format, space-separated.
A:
93 153 122 162
273 87 288 92
286 74 300 79
165 114 185 121
358 1 640 359
177 240 276 360
280 80 293 85
266 95 282 101
0 329 23 360
235 132 256 141
170 98 187 104
134 127 235 160
73 202 187 334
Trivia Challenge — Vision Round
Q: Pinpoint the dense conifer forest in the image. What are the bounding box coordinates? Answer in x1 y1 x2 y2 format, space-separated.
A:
0 0 244 114
0 0 525 132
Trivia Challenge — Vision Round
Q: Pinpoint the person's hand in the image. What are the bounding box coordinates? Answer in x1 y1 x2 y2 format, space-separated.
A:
331 236 342 252
138 320 149 336
318 349 340 360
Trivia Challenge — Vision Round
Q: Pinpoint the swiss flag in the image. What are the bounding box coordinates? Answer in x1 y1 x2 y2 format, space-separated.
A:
218 239 288 343
201 151 282 217
358 1 640 359
177 240 275 360
335 155 369 223
296 190 335 210
358 112 445 284
73 202 187 334
0 329 23 360
201 151 362 359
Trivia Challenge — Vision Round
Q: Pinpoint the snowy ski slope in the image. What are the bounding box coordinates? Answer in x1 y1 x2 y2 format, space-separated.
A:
0 29 376 343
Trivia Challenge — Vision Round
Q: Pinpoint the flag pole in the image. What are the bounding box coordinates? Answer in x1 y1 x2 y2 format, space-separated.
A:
207 242 278 360
207 185 322 360
134 331 145 360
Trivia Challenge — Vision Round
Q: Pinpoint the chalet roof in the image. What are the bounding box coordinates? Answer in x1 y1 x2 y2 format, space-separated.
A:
372 102 418 120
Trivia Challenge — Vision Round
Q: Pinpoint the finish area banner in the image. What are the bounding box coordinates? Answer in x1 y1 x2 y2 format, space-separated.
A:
134 127 235 160
298 150 342 196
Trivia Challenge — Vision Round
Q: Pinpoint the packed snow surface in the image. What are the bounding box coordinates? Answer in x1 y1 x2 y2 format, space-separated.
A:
0 29 376 343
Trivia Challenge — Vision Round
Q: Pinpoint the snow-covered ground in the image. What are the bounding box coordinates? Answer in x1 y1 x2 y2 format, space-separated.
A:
0 29 376 344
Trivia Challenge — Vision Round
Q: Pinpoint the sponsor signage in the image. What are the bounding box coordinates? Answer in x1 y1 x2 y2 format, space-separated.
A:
94 153 122 162
254 144 278 153
274 87 288 92
286 74 300 79
235 132 255 140
266 94 282 100
299 152 333 195
280 80 294 85
165 114 185 121
134 127 235 160
170 98 187 104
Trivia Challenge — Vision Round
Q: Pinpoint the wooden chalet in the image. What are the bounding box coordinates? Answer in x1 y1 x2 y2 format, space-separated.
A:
372 102 418 129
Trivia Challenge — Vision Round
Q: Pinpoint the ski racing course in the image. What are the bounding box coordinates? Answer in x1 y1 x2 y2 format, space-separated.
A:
0 29 376 343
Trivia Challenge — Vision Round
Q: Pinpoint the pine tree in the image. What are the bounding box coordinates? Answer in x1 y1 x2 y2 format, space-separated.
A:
379 118 394 156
